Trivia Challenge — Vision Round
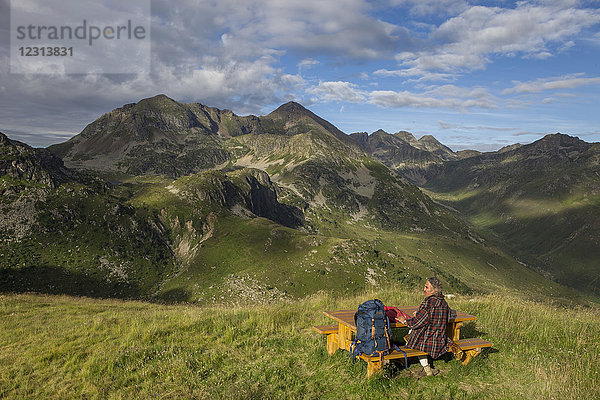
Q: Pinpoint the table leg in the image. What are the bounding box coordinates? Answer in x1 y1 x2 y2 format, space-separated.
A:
326 332 339 355
338 323 353 352
461 348 482 365
367 360 383 378
447 322 462 341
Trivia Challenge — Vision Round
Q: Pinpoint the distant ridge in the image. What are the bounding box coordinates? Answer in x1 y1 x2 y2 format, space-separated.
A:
48 96 359 176
423 132 600 295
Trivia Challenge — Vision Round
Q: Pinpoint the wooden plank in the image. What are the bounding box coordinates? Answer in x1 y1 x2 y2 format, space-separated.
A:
456 338 493 350
366 360 383 378
312 325 338 335
338 323 353 352
324 308 477 330
359 347 427 362
327 332 338 355
455 338 493 365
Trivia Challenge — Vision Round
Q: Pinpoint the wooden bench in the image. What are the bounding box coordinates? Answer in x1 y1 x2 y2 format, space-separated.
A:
358 338 493 377
453 338 493 366
313 325 339 355
314 326 493 377
312 325 338 335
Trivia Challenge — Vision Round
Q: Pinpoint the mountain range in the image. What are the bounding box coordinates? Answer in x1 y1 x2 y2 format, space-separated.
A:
2 94 598 303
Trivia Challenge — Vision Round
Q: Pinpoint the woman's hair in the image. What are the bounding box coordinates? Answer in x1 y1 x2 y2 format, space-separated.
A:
427 277 443 295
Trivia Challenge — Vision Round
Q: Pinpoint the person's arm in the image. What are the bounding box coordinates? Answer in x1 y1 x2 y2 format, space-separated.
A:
406 301 430 329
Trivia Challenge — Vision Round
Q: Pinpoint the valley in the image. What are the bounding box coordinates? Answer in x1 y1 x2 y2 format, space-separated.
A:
2 95 598 305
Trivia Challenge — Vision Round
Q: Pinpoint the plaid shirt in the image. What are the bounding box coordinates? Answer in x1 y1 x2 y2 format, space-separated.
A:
405 293 450 359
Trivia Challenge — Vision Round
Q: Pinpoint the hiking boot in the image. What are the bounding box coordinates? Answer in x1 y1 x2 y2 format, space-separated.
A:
423 365 440 377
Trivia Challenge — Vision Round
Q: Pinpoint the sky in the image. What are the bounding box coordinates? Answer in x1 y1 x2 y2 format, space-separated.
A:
1 0 600 151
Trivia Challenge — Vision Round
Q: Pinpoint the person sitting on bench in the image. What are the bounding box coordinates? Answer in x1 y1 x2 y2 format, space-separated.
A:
397 277 450 376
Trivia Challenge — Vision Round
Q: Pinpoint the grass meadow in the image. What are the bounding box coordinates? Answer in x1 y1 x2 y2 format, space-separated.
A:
1 285 599 399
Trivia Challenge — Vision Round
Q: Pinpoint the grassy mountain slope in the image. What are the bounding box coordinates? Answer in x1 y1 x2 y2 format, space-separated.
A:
1 136 313 300
123 165 583 305
2 290 599 399
423 134 600 295
1 136 178 298
5 96 595 305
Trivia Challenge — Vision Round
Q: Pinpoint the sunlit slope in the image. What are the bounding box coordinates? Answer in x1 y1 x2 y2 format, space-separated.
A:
127 168 586 305
424 134 600 295
2 289 599 399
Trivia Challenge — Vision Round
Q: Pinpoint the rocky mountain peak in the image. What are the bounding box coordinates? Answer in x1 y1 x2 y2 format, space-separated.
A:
394 131 418 145
266 101 352 143
133 93 181 110
535 133 587 146
497 143 523 153
418 134 441 145
371 129 389 136
269 101 312 117
1 132 75 191
523 133 592 159
417 135 457 160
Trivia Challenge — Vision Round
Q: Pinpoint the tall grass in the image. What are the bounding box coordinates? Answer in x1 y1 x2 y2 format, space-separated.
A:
1 286 599 399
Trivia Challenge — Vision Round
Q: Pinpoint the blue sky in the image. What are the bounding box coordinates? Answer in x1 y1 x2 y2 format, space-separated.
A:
1 0 600 151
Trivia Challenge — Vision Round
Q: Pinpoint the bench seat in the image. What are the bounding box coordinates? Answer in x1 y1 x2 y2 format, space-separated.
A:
312 325 338 335
313 325 339 354
358 338 493 377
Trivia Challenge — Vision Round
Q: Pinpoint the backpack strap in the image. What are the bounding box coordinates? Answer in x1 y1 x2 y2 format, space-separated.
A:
397 346 408 370
385 314 392 350
351 312 360 361
371 318 376 339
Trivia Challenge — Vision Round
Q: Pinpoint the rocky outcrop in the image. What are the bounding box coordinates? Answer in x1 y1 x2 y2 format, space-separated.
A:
200 169 304 228
348 129 446 185
1 132 75 192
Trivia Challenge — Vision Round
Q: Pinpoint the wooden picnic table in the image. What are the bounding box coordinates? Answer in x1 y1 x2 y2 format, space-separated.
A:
314 307 492 377
323 308 476 353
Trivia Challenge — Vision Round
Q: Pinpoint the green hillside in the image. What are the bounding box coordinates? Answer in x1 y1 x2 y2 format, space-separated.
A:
1 289 599 399
121 161 585 305
3 98 597 306
422 135 600 296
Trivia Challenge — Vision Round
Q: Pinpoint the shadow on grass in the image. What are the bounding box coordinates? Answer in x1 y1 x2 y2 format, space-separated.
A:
0 264 141 299
461 321 487 337
153 288 191 303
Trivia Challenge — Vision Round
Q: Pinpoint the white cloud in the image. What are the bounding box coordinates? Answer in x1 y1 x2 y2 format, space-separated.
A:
298 58 319 70
393 2 600 78
369 87 497 110
373 68 454 82
201 0 403 59
389 0 469 16
306 81 367 103
307 81 497 110
503 73 600 94
438 121 518 131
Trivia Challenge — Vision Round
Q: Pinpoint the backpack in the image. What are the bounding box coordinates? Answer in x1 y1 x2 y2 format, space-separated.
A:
350 299 392 360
